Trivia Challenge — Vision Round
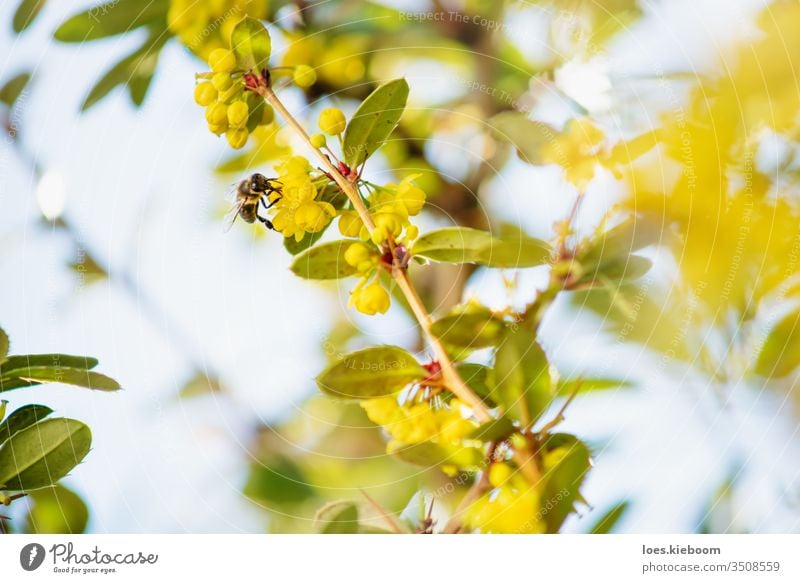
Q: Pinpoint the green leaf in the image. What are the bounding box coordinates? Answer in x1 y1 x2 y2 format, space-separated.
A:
455 363 494 405
755 309 800 378
316 346 426 399
540 433 591 533
13 0 46 33
283 227 327 256
388 440 483 469
244 456 314 505
431 308 505 350
588 500 629 534
289 240 360 280
412 227 549 268
582 255 652 287
0 354 99 374
315 501 359 534
0 418 92 491
0 327 8 364
490 326 552 426
0 72 31 108
343 78 409 167
54 0 167 43
489 112 560 165
0 404 54 443
231 17 271 72
81 33 166 111
178 373 224 399
0 366 120 393
468 416 514 442
555 377 631 397
24 484 89 534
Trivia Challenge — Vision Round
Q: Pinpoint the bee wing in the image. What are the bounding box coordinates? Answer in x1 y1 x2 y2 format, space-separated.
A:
223 199 245 233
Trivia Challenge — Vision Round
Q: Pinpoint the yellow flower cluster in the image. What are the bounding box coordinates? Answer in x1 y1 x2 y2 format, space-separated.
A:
361 397 477 445
194 48 275 149
463 464 544 533
338 175 426 245
541 118 606 188
282 35 367 88
268 156 337 241
168 0 269 59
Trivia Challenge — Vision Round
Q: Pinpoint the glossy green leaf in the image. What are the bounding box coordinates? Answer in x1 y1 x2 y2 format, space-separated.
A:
413 227 492 263
0 367 120 393
468 416 514 442
489 112 560 165
81 33 166 111
315 501 359 534
24 485 89 534
0 404 54 443
343 78 409 167
290 240 360 280
0 72 31 108
316 346 426 399
412 227 549 268
54 0 167 42
13 0 46 33
589 500 629 534
540 433 591 533
0 327 8 364
555 377 631 397
0 418 92 491
755 309 800 378
231 17 271 72
0 354 98 374
431 308 505 349
490 326 552 426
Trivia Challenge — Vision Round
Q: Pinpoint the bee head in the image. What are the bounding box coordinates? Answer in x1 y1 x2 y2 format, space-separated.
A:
250 173 271 192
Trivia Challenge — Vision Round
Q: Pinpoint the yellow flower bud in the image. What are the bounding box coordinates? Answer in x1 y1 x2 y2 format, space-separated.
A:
260 104 275 125
207 122 227 135
338 211 362 238
205 102 228 126
293 64 317 88
344 242 372 267
352 283 390 316
227 100 250 128
212 71 233 91
318 107 346 135
488 463 514 488
194 82 218 106
208 48 237 73
310 133 327 149
226 128 249 149
405 224 419 240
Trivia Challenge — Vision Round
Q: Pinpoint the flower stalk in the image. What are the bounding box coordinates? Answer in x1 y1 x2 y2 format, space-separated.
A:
256 82 542 487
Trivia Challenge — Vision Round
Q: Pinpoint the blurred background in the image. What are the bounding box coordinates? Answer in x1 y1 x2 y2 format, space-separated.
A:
1 0 799 533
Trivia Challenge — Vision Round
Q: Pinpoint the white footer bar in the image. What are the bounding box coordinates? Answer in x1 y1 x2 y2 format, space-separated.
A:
1 535 797 582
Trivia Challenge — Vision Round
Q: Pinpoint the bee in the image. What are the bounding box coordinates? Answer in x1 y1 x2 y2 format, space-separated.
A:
225 173 282 231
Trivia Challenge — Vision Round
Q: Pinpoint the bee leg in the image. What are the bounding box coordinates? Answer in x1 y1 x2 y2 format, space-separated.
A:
256 215 275 231
260 195 282 210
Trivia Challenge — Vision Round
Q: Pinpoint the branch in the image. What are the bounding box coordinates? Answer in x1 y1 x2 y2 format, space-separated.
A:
257 83 543 486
